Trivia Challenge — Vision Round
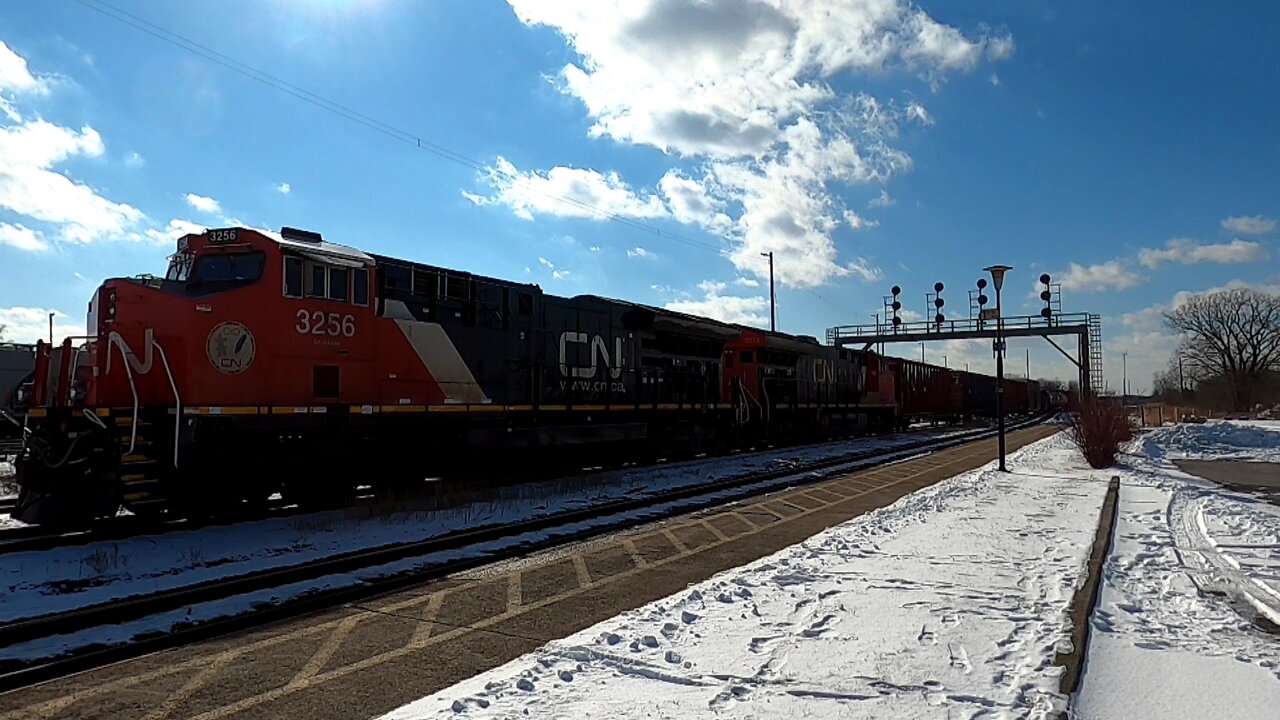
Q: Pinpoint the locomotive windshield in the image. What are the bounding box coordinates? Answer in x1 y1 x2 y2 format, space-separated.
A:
189 252 265 285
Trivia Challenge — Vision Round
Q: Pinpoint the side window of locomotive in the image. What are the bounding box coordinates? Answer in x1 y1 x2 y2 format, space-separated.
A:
284 257 303 298
739 350 753 364
352 269 369 306
328 267 349 302
306 262 327 298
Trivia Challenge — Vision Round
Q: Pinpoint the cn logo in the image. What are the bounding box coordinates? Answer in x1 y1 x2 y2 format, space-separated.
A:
558 332 624 380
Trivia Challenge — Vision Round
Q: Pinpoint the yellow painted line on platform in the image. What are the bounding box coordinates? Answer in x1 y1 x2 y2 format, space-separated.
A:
27 408 46 417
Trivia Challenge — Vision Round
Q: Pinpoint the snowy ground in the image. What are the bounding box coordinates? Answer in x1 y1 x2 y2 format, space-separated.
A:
0 426 1002 665
1075 421 1280 720
381 430 1117 719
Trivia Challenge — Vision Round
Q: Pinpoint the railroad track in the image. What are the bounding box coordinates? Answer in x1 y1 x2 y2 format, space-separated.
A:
0 415 1049 691
0 423 986 556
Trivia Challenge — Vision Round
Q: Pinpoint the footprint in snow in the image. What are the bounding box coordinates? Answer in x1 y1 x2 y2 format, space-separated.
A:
917 625 937 645
948 644 972 674
516 678 535 692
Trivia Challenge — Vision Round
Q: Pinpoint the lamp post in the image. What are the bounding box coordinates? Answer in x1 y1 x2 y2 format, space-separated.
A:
983 264 1012 472
761 252 776 332
1122 352 1128 400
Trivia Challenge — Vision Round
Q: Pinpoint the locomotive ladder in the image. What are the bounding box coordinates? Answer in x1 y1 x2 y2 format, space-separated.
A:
115 415 165 514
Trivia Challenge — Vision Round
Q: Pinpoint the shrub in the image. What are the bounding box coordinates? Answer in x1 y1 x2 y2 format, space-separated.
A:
1070 400 1134 468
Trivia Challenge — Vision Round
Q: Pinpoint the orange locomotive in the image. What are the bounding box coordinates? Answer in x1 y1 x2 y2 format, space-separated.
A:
14 226 904 525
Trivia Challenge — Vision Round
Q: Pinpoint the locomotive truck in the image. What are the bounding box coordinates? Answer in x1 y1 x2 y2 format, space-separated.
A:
12 226 1039 526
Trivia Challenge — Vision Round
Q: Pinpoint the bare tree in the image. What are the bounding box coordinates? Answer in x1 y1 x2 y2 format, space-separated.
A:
1164 288 1280 410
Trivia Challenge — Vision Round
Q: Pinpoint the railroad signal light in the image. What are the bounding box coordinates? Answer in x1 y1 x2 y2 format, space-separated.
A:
891 285 901 296
934 313 945 324
934 297 945 308
892 316 901 326
891 300 902 311
933 282 944 293
1039 273 1053 322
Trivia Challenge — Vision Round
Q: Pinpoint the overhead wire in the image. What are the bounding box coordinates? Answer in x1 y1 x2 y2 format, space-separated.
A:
73 0 864 312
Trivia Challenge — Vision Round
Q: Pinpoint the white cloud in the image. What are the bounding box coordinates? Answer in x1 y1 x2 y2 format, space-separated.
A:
0 306 84 344
589 245 602 252
1220 214 1275 235
123 151 145 167
0 41 51 122
658 170 731 231
988 72 1001 86
536 255 571 280
144 218 207 244
1137 237 1268 269
847 257 883 282
868 189 895 208
627 246 654 259
465 156 667 221
664 282 768 326
0 118 145 244
0 222 48 251
275 182 291 194
183 193 222 214
1052 260 1142 293
490 0 1008 289
733 276 760 288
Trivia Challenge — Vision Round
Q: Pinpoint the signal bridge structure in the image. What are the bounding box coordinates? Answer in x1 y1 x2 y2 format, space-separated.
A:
825 311 1103 398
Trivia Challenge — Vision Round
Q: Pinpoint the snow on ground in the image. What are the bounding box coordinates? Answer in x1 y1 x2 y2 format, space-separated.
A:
1075 422 1280 720
0 426 1003 665
381 431 1114 720
1144 419 1280 462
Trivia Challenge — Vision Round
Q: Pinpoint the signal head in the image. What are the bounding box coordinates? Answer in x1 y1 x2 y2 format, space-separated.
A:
1039 273 1051 285
977 278 987 289
892 316 902 326
1040 307 1053 319
891 285 901 296
934 282 944 293
934 298 945 308
978 294 989 306
891 300 902 311
934 313 945 324
1040 290 1052 302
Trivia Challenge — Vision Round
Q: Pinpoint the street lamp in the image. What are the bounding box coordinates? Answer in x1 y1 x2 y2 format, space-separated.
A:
983 264 1013 472
1122 351 1128 399
761 252 776 332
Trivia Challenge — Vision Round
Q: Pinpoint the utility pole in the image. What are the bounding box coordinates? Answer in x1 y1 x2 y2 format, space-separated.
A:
48 312 53 344
761 251 776 332
1026 347 1030 379
920 342 925 363
1122 351 1128 399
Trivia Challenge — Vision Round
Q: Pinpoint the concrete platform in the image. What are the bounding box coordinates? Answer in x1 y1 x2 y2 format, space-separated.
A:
0 425 1060 720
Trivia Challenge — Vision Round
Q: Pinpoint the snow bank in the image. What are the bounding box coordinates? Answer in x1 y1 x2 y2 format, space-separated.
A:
1075 422 1280 719
1140 420 1280 462
382 431 1114 719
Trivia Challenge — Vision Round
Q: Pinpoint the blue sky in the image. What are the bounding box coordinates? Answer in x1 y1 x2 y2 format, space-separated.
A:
1 0 1277 394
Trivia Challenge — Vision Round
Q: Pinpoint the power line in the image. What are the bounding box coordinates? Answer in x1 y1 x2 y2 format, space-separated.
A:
72 0 729 257
74 0 871 317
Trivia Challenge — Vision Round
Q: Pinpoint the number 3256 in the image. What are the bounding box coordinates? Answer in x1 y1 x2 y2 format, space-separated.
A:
296 310 355 337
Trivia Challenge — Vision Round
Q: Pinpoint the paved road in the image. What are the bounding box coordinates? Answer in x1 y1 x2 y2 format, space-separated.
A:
0 426 1061 720
1175 460 1280 503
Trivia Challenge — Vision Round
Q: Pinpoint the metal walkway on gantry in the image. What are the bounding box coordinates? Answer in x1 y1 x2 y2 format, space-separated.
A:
825 312 1102 397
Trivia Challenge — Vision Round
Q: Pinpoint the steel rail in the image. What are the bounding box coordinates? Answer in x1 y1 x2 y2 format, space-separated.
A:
0 415 1048 691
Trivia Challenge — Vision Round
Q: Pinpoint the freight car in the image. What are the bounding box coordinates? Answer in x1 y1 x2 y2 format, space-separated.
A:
14 226 909 525
0 342 34 443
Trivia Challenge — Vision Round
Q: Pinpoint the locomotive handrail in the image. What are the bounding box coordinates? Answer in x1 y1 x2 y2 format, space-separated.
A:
106 333 141 456
152 340 182 469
